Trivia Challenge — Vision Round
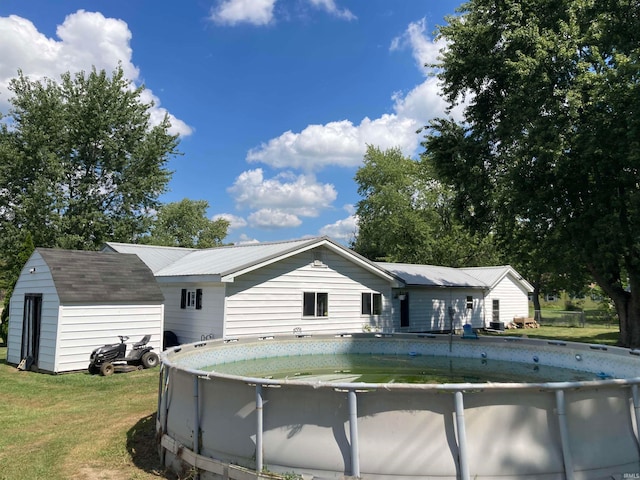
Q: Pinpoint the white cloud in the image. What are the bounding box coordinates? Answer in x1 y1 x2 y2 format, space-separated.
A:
319 214 358 242
212 213 247 231
228 168 337 215
210 0 276 26
308 0 356 20
247 115 420 171
227 168 338 230
390 18 445 74
248 209 302 229
246 18 455 172
209 0 354 25
0 11 192 136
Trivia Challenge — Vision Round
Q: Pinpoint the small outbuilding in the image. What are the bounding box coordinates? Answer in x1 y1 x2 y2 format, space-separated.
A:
6 248 164 373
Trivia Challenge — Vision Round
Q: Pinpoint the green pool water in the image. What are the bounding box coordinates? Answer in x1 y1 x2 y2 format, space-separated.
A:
205 353 598 384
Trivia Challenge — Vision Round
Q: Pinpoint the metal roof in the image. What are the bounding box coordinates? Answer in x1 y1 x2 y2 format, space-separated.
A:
105 237 396 282
378 262 488 288
37 248 164 304
102 242 196 274
154 238 321 277
459 266 534 292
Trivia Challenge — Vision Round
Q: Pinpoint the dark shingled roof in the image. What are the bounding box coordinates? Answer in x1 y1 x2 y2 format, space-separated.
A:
37 248 164 304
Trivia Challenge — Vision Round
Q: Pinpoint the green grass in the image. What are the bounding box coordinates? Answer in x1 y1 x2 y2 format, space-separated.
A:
0 347 174 480
0 323 623 479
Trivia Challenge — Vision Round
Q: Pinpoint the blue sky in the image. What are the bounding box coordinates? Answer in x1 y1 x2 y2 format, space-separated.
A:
0 0 462 245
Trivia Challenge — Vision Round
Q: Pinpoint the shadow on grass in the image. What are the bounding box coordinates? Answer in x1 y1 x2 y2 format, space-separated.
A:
127 413 179 479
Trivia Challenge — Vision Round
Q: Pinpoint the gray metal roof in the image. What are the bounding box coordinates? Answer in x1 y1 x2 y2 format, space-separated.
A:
459 266 534 291
37 248 164 304
378 262 489 288
102 242 196 274
105 237 397 283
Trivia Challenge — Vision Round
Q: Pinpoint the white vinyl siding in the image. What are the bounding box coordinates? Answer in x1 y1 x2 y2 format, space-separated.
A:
394 288 485 332
224 248 393 338
486 273 530 324
160 283 226 344
7 251 164 374
54 304 163 372
6 252 60 371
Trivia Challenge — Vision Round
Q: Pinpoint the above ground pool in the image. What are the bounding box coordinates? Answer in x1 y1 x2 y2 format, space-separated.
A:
157 333 640 480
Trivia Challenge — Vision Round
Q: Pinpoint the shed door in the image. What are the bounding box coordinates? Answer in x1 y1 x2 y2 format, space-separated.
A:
21 294 42 364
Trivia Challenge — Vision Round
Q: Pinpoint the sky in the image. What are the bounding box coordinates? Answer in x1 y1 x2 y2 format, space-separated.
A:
0 0 464 245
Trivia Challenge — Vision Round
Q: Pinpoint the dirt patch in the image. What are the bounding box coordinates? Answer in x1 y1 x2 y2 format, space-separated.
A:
70 467 125 480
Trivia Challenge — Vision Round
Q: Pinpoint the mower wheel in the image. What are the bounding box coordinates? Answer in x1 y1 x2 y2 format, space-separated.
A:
88 364 100 375
100 362 115 376
142 352 159 369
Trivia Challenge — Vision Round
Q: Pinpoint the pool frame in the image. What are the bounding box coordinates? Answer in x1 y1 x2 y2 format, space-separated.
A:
158 333 640 479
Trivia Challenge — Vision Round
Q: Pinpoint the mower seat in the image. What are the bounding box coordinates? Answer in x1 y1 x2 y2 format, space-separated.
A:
133 335 151 348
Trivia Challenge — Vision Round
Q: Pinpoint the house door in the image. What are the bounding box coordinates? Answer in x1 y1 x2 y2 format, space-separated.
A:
400 294 410 328
21 294 42 365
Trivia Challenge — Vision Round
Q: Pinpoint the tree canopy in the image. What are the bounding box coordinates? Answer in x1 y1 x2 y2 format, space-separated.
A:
146 199 229 248
422 0 640 346
352 145 500 267
0 65 179 253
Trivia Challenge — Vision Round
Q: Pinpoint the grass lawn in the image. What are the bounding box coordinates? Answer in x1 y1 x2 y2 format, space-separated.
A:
0 324 622 479
490 324 620 346
0 346 175 480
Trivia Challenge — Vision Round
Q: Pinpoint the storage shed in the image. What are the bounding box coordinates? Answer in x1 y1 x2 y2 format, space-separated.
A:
6 248 164 373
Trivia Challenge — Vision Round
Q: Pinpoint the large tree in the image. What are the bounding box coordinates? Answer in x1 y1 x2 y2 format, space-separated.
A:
422 0 640 346
353 145 500 266
0 65 179 253
147 199 229 248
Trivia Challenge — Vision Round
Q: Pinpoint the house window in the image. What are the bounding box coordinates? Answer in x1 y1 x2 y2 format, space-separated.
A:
361 292 382 315
492 299 500 322
181 288 203 310
466 296 473 309
303 292 328 317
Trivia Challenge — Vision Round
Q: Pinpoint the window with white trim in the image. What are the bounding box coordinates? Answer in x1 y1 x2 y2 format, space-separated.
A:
181 288 202 310
466 295 473 309
361 292 382 315
303 292 328 317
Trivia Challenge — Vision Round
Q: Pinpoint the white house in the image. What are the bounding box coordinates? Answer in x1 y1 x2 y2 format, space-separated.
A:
6 237 533 372
104 237 402 344
6 248 164 373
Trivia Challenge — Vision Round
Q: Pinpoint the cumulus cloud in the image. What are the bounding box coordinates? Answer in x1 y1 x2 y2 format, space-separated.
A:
319 213 358 241
248 209 302 229
246 18 455 172
210 0 276 26
212 213 248 231
209 0 354 26
308 0 356 21
227 168 338 229
228 169 337 215
390 18 445 74
0 11 192 136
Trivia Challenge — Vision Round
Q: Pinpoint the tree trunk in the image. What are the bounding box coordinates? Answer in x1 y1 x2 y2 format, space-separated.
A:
591 268 640 348
531 283 542 322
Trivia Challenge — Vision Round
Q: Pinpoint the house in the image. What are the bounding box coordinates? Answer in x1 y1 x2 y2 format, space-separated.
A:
380 263 533 332
6 248 164 373
6 237 533 370
104 237 402 343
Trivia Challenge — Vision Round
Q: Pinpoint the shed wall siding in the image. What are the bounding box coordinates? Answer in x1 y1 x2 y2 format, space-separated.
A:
224 248 393 338
396 288 486 332
6 252 60 371
54 304 164 373
160 283 226 345
486 274 530 325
